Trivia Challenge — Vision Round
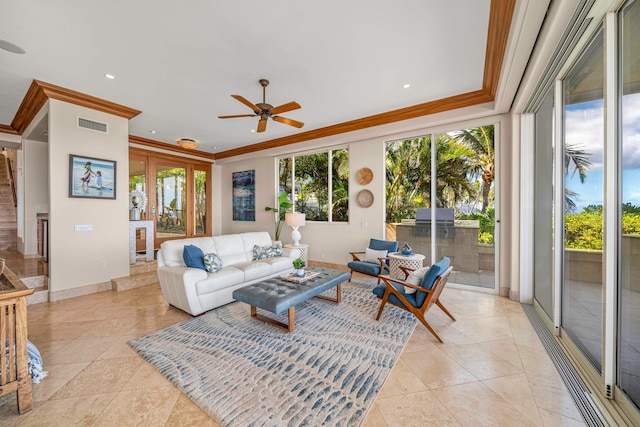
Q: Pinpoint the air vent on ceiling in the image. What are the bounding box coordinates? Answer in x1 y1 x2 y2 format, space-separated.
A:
77 117 108 133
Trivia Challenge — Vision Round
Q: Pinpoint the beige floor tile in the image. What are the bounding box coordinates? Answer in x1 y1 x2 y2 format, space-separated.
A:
378 358 428 398
401 348 478 389
375 390 461 426
52 357 143 399
31 362 89 402
94 385 181 426
96 332 144 360
440 341 523 380
527 374 584 421
27 320 101 343
17 393 117 427
122 359 174 390
450 316 513 343
482 373 543 426
434 381 538 426
165 393 221 427
79 317 137 338
46 336 120 364
0 399 43 426
518 345 564 381
538 407 586 426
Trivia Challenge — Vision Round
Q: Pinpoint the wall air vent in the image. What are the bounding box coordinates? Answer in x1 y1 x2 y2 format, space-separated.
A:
77 117 108 133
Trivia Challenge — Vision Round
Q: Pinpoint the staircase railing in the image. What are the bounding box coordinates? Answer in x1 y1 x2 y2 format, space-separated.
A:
7 157 17 207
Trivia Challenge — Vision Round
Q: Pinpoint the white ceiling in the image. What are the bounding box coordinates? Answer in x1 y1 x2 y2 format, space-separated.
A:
0 0 545 155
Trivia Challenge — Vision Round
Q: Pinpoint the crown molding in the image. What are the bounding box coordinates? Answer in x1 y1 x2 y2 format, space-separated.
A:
7 80 141 135
129 135 216 160
1 0 514 158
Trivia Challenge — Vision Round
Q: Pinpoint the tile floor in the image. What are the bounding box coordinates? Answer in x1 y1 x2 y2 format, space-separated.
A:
0 272 586 426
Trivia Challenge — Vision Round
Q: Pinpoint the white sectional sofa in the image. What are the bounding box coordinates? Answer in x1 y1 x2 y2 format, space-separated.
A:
156 231 300 315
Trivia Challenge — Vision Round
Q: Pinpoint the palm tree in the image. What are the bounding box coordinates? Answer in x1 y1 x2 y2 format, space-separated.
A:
450 126 494 213
564 145 592 212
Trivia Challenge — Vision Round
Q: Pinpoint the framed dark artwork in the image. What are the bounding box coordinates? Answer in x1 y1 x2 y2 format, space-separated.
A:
69 154 117 199
232 170 255 221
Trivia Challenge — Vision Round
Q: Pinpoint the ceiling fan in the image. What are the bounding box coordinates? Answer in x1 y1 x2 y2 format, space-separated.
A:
218 79 304 133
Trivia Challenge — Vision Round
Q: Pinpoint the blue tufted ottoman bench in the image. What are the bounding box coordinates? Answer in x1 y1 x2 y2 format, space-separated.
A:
232 267 351 332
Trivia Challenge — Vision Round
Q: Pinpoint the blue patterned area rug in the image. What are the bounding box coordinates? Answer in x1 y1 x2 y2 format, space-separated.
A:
128 280 417 426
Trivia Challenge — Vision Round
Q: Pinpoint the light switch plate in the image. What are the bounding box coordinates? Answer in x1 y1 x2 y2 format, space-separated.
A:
74 224 93 232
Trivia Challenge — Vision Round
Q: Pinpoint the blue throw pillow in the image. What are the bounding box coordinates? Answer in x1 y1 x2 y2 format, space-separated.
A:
183 245 206 270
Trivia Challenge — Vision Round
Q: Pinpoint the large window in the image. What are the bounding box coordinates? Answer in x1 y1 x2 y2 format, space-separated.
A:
278 148 349 222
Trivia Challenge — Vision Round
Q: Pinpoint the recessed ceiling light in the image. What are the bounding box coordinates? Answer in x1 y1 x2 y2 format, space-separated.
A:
402 83 411 89
212 146 217 150
149 130 156 134
250 129 256 133
0 39 26 54
104 74 116 80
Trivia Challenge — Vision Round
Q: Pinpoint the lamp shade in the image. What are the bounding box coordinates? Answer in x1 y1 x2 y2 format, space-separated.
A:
284 212 305 227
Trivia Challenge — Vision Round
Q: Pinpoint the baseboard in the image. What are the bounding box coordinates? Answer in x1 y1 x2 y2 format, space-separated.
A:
49 281 111 301
308 260 349 272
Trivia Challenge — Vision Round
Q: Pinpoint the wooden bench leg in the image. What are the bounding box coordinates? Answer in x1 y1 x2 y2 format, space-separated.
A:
315 283 341 303
250 305 296 332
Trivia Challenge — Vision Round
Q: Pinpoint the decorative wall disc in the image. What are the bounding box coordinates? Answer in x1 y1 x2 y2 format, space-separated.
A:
357 189 374 208
356 167 373 185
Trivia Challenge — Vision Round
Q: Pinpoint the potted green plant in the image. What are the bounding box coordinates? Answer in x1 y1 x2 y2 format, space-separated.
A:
292 257 306 277
265 191 294 242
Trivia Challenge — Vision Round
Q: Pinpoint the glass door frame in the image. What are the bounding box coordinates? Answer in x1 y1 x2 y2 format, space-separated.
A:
129 147 212 247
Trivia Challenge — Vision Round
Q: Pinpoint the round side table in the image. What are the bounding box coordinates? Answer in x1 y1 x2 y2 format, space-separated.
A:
388 252 425 278
284 243 309 264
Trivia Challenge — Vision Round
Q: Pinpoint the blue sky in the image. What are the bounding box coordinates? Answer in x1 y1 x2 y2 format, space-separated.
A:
564 92 640 211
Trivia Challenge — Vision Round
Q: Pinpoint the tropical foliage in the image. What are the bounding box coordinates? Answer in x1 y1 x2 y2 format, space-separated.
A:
385 127 496 243
565 204 640 250
278 149 349 223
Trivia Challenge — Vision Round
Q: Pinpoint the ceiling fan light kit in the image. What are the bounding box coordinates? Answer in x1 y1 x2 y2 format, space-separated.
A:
177 138 199 149
218 79 304 133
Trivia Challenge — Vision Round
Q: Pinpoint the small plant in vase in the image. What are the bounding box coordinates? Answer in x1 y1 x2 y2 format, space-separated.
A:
292 258 306 277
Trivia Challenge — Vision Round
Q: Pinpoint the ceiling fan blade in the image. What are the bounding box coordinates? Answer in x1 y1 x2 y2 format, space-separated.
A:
231 94 260 113
257 118 267 133
270 101 301 115
218 114 256 119
273 116 304 129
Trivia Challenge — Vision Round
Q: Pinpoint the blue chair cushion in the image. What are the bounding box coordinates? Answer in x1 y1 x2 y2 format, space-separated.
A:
415 256 450 307
347 260 382 276
372 282 418 309
183 245 206 270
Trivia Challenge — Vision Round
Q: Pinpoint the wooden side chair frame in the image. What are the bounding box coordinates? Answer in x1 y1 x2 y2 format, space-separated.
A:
376 266 455 343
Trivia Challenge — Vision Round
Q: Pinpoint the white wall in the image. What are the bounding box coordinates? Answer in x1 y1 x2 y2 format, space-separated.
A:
48 100 130 292
217 113 516 273
22 140 49 255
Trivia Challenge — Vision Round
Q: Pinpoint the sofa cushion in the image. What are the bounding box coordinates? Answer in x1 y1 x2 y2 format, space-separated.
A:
183 245 206 270
161 237 216 267
212 234 248 266
347 260 381 276
253 243 283 260
231 261 273 281
195 267 245 295
204 252 223 273
260 256 294 273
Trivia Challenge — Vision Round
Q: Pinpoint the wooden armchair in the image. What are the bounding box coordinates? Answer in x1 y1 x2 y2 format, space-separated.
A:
373 256 455 343
348 239 398 284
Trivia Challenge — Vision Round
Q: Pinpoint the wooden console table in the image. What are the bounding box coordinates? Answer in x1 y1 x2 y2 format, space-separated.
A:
0 267 34 414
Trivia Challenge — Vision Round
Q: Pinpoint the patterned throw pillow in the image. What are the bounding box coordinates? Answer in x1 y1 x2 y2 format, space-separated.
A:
404 266 429 294
253 243 283 260
203 253 223 273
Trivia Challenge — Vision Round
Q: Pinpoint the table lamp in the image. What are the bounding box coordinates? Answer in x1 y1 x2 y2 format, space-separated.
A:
284 212 306 246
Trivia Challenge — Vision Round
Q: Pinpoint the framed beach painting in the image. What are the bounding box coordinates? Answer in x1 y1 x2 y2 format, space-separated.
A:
69 154 116 199
232 169 255 221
